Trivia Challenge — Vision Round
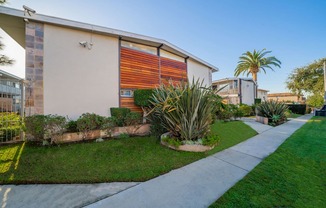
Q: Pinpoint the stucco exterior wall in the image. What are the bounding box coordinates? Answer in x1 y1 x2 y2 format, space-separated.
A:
187 59 212 86
43 24 119 119
241 80 255 105
257 90 268 101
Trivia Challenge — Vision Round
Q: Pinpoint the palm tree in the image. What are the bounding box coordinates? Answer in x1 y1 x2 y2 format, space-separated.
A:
234 49 281 98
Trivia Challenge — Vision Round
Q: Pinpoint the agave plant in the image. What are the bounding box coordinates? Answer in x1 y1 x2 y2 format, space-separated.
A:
256 100 288 120
149 79 219 141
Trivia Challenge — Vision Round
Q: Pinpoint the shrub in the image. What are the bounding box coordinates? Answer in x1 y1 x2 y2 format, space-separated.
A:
255 98 262 104
149 79 218 141
148 113 167 139
76 113 106 139
25 115 46 141
101 117 115 137
110 108 131 127
256 100 288 122
124 112 142 126
44 115 67 144
202 134 220 147
134 89 154 107
239 104 253 116
25 114 67 144
216 104 243 121
287 104 306 115
0 113 24 142
66 120 78 132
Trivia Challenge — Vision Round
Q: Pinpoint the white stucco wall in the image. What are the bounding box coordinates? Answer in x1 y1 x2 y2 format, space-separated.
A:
187 59 212 87
43 24 119 119
257 90 268 101
241 80 255 105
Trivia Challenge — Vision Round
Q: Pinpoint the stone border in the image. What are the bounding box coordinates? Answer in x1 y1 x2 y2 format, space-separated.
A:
160 133 214 152
256 115 269 125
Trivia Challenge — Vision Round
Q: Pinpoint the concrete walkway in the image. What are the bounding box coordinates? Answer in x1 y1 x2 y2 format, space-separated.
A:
87 114 312 208
0 114 312 208
0 182 139 208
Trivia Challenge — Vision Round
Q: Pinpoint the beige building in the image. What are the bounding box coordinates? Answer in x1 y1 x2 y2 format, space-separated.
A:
257 89 269 101
212 78 256 105
268 92 305 103
0 6 219 119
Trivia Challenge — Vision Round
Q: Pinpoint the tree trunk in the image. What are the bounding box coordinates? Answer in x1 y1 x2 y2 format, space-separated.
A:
252 73 258 99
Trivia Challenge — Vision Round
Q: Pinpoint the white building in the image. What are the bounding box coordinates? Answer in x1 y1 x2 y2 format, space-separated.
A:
212 77 256 105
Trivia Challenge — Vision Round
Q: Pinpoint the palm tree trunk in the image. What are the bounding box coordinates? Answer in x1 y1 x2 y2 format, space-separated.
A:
252 73 258 99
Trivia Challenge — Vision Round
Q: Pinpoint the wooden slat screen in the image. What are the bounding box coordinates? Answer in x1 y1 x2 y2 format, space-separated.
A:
120 47 159 89
120 47 187 112
160 57 187 86
120 47 159 111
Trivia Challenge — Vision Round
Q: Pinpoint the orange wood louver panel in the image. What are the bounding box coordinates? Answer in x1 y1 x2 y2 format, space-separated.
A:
120 47 160 89
160 57 187 86
121 97 142 112
120 47 160 111
120 47 188 112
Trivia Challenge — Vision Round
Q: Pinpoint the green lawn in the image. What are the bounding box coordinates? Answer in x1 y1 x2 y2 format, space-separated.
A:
0 120 256 184
288 113 303 118
210 116 326 208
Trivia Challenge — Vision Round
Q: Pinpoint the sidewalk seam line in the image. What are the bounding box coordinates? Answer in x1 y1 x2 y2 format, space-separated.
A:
213 157 253 172
81 183 141 208
227 148 263 160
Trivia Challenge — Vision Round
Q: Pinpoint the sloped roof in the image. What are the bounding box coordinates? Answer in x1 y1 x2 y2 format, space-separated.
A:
0 6 219 72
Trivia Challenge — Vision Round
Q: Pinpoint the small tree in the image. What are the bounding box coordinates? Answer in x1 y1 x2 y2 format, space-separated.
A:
134 89 154 123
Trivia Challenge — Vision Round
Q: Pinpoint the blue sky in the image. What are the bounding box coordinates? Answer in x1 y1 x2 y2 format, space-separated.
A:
1 0 326 93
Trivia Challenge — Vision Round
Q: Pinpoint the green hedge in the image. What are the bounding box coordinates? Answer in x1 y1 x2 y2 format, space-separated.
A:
134 89 154 107
110 108 131 127
287 104 306 115
254 98 262 104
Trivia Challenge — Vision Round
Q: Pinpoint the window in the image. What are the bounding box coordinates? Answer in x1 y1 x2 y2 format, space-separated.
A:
234 80 238 89
121 41 157 55
120 89 134 97
160 50 185 62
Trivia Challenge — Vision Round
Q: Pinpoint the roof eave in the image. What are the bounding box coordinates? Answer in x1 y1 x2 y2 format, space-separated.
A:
0 6 219 72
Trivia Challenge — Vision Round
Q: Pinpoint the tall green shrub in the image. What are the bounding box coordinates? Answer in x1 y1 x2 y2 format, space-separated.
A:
149 79 218 141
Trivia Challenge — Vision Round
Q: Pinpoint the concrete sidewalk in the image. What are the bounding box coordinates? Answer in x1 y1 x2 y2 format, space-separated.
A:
87 114 313 208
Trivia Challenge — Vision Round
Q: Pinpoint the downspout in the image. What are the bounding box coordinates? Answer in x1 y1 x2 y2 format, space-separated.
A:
157 44 163 84
20 79 25 141
324 61 326 105
185 56 189 82
118 36 122 107
239 78 242 104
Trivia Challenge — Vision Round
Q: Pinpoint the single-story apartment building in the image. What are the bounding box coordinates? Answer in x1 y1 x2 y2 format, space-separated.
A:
0 6 219 119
